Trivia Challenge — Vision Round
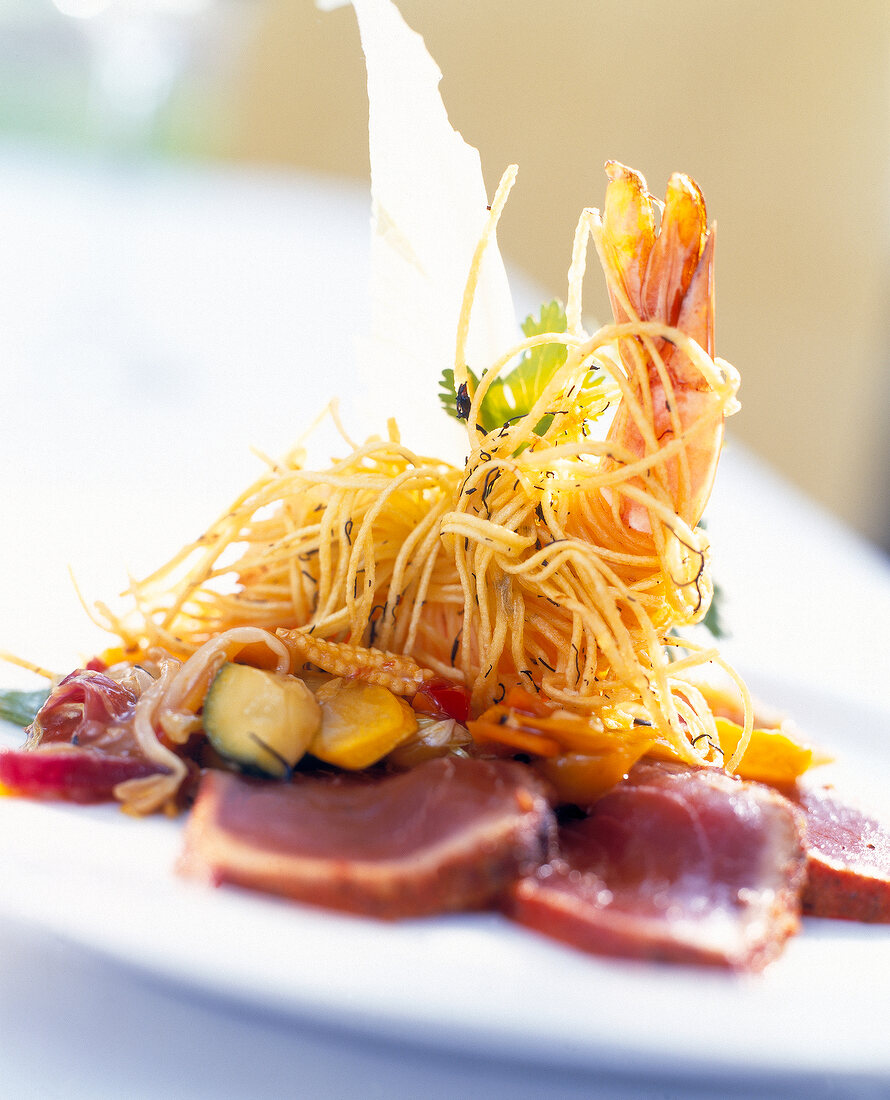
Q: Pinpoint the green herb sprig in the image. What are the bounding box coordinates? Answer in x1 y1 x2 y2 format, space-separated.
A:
0 687 49 728
439 300 604 434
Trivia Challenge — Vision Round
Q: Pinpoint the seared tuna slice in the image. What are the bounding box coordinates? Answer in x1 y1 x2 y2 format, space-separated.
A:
795 783 890 922
509 762 806 971
180 757 555 919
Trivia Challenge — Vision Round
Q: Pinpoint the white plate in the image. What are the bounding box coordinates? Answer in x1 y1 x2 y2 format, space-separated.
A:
1 671 888 1087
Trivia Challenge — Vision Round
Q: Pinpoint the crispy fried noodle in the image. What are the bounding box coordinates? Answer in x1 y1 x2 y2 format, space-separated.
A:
98 162 747 813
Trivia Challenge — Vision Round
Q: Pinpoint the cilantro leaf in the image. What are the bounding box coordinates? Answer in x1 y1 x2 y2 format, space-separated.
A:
512 298 570 410
438 367 459 420
0 687 49 728
701 581 728 639
440 300 607 436
438 366 479 422
473 300 569 432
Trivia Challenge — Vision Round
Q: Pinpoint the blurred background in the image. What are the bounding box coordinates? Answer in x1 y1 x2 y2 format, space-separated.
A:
1 0 889 552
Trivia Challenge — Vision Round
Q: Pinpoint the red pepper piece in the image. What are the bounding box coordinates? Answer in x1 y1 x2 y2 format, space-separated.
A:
412 680 470 724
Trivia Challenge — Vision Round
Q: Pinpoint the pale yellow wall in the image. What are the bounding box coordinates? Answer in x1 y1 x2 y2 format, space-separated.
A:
218 0 890 547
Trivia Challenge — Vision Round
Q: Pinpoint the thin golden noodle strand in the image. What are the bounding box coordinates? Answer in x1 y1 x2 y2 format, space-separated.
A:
100 179 748 776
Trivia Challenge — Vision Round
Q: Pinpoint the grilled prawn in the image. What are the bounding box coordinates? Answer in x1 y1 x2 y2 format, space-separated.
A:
591 160 737 533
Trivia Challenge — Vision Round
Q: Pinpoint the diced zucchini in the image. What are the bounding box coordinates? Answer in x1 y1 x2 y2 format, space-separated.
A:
203 663 321 778
309 679 417 770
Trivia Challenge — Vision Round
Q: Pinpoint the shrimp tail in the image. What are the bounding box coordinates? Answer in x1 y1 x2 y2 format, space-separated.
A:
603 160 713 355
676 228 715 361
591 161 734 534
600 161 656 323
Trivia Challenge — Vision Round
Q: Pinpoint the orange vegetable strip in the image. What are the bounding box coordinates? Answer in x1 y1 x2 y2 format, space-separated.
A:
475 701 650 756
467 719 561 758
714 717 829 785
504 686 553 717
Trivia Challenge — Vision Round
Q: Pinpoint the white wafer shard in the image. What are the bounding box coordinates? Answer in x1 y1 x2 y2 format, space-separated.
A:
322 0 517 454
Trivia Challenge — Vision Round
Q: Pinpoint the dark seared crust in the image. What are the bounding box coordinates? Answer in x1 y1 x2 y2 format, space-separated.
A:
179 758 556 920
795 784 890 923
803 860 890 923
508 762 807 972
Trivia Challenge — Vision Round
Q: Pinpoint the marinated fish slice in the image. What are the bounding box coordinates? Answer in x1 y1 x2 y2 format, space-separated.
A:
795 784 890 923
509 762 806 971
180 757 555 919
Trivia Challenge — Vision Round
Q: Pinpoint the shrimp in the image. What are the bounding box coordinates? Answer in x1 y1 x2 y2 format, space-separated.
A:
438 160 741 731
589 161 738 533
